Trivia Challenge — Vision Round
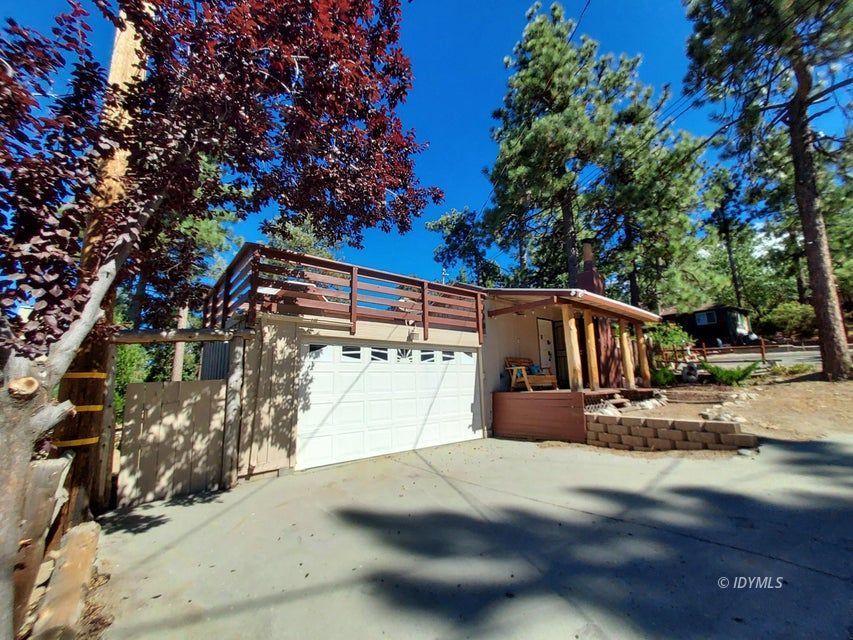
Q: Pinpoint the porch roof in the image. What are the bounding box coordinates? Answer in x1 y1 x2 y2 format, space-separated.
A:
486 288 661 324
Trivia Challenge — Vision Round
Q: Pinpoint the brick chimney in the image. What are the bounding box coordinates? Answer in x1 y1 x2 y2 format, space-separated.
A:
577 238 604 294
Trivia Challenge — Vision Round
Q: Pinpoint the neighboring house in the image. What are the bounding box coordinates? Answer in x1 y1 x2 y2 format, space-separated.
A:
661 303 752 346
198 241 660 474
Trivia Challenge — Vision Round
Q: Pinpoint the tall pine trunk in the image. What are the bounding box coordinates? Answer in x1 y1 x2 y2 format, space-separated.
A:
624 214 641 307
560 189 580 287
787 61 850 379
722 226 743 307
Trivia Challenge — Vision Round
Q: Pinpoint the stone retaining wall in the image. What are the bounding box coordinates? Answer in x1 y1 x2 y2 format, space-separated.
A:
585 414 759 451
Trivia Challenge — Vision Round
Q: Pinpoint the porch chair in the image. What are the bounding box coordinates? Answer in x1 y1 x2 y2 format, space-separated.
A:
505 357 558 392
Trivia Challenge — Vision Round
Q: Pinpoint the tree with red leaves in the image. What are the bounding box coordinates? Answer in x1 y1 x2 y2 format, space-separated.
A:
0 1 439 633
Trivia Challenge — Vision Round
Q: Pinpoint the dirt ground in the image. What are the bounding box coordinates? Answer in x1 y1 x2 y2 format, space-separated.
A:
634 375 853 441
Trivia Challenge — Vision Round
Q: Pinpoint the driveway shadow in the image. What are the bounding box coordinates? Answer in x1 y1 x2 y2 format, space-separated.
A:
337 478 852 638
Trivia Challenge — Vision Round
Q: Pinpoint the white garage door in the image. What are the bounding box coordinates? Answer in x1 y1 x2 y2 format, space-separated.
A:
295 343 482 469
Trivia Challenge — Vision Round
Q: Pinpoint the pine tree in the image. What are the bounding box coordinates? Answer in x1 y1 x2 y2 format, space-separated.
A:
588 84 704 309
684 0 852 378
490 3 641 286
425 208 502 287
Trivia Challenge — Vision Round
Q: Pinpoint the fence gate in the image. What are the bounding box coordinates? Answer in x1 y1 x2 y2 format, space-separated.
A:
118 380 226 507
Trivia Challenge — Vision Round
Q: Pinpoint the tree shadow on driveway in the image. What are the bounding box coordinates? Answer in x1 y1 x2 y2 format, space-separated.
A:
337 480 852 638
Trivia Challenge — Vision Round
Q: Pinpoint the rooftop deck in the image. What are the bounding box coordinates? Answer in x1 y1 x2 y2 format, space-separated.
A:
202 243 484 341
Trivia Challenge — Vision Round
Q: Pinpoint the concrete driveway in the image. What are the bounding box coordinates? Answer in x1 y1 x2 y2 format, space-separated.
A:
96 436 853 639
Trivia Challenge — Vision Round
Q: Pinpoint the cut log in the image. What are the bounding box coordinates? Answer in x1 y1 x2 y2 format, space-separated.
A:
13 456 73 634
32 522 100 640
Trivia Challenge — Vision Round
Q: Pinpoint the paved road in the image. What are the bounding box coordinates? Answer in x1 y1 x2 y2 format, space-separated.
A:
706 346 853 369
96 436 853 639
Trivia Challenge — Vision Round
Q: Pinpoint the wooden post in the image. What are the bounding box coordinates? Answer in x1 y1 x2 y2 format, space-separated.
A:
619 319 636 390
92 343 117 511
635 322 651 388
350 266 358 335
583 309 599 391
421 281 430 341
475 294 484 345
54 9 147 532
171 304 189 381
700 341 707 359
221 265 233 329
561 305 583 392
221 336 244 489
760 337 767 363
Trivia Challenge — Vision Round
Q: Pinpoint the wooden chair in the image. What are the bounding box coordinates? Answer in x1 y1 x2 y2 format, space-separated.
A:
505 357 558 391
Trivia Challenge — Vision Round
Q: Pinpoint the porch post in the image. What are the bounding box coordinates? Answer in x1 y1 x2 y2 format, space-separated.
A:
583 309 600 390
561 305 583 392
634 322 651 388
619 319 636 390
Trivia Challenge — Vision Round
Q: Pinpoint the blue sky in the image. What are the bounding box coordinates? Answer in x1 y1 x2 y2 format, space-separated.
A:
3 1 734 280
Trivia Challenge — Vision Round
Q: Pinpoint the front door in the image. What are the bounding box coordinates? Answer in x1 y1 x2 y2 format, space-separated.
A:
537 318 555 375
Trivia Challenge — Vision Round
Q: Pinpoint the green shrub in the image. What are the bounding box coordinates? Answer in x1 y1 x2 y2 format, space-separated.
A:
765 302 816 337
702 361 761 385
650 366 677 387
646 321 695 350
767 363 815 377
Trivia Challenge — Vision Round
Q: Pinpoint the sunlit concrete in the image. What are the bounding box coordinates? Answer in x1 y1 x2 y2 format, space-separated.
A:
97 434 853 639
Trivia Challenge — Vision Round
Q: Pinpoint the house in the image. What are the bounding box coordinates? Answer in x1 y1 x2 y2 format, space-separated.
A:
196 240 660 475
661 303 752 347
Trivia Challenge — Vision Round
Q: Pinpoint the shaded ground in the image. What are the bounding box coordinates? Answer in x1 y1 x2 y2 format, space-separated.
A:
636 378 853 441
94 436 853 639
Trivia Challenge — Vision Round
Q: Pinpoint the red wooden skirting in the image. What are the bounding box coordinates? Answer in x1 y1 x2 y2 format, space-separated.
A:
492 391 586 443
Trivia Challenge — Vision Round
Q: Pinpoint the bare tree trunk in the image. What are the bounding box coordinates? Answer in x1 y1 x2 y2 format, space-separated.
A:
560 190 580 288
624 215 640 307
786 227 808 304
171 305 190 382
788 61 851 379
722 226 743 308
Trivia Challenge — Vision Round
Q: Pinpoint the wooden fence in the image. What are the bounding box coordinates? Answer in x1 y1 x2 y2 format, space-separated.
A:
118 381 225 507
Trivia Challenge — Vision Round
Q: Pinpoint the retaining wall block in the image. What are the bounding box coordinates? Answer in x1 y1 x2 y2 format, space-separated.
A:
672 419 704 432
675 441 704 451
608 443 632 450
647 437 674 450
657 429 686 441
645 418 673 429
687 431 720 445
703 421 741 435
619 416 647 428
606 423 630 436
707 443 738 451
598 432 621 444
720 433 759 448
587 421 606 433
597 415 621 425
630 426 657 438
621 435 647 447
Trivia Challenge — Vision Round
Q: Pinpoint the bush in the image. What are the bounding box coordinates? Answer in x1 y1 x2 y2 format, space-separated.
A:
767 363 815 377
702 361 761 385
764 302 816 338
650 366 677 387
645 321 695 350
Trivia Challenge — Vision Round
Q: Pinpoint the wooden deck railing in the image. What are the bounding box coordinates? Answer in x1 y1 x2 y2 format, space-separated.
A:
202 243 484 342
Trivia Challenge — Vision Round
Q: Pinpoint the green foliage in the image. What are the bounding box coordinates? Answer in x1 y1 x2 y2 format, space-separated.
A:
268 219 341 259
767 363 816 377
645 322 695 350
425 208 503 286
765 302 817 337
114 344 149 422
702 361 761 386
650 366 677 388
